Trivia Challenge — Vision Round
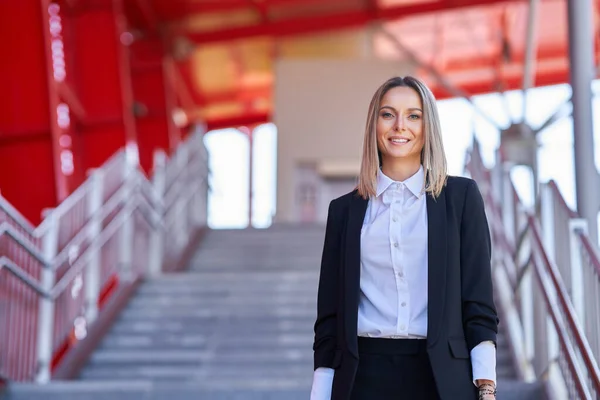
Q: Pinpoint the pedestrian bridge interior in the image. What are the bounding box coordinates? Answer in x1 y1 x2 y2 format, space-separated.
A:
1 0 600 399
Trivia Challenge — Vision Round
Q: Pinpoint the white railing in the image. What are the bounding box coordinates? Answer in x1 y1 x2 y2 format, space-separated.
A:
0 131 209 383
466 138 600 400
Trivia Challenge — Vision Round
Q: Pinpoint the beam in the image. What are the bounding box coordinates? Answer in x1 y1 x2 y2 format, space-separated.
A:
184 0 520 44
163 0 346 19
57 82 86 122
431 66 571 99
133 0 159 32
521 0 540 122
205 111 270 131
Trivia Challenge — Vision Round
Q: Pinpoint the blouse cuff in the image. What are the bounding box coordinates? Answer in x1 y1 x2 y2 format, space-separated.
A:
471 340 496 386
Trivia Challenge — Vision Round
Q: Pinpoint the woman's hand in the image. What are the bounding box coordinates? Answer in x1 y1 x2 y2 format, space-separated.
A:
476 379 496 400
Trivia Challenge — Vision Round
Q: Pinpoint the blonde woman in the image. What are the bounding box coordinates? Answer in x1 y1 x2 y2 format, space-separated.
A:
310 76 498 400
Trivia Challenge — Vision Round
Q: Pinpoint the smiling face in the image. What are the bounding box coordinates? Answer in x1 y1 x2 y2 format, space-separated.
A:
376 86 425 168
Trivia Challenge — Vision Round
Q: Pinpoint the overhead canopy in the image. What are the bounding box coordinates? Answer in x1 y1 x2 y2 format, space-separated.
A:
121 0 592 130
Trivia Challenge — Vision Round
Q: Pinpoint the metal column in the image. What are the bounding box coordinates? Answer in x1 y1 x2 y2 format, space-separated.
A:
567 0 600 243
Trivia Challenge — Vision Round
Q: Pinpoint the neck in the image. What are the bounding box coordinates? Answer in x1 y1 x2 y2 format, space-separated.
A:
381 160 421 182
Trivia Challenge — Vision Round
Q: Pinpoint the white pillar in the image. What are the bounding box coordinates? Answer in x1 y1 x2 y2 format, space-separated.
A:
35 210 58 383
569 218 588 327
84 169 103 323
119 149 137 281
148 150 166 277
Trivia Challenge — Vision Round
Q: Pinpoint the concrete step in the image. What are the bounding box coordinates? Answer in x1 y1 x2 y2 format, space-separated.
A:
87 349 312 366
3 379 546 400
79 364 312 381
497 380 547 400
4 380 311 400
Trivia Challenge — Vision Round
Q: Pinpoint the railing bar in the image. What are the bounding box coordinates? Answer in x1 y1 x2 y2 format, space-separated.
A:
529 211 600 394
0 225 48 266
0 197 36 234
51 183 134 269
577 233 600 278
51 200 139 298
0 257 48 298
531 256 593 400
35 181 90 237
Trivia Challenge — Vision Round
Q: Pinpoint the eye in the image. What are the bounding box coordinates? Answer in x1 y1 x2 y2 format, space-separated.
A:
408 114 421 120
380 112 394 118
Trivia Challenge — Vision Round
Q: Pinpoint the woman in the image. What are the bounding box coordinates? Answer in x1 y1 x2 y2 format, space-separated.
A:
310 76 498 400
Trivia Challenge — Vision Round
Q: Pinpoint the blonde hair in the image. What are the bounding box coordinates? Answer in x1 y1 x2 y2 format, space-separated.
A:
357 76 447 199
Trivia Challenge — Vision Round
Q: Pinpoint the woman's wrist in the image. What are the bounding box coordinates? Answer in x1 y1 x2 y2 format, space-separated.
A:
476 380 496 399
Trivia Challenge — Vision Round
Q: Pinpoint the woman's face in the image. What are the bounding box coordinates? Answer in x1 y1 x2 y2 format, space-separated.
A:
376 86 425 166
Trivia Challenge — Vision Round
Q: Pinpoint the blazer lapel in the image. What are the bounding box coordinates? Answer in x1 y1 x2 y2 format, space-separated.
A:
426 189 447 347
345 192 368 358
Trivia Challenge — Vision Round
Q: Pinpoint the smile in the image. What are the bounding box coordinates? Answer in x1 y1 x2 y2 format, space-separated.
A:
390 138 409 144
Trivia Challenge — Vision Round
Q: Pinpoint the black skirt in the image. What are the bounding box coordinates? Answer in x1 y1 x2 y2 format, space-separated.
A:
350 337 441 400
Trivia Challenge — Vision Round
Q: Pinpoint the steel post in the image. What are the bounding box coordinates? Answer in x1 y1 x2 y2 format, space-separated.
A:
567 0 600 244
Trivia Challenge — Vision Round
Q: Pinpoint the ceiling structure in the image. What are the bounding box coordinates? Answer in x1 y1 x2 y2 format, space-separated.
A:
122 0 600 131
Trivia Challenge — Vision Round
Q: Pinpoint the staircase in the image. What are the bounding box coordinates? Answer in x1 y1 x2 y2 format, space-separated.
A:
3 225 546 399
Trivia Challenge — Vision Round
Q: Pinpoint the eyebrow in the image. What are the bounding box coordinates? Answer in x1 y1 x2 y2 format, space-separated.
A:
379 106 423 112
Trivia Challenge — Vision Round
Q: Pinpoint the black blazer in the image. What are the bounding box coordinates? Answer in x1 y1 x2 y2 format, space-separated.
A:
312 176 499 400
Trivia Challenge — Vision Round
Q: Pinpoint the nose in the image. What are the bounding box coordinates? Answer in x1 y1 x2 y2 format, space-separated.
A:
395 116 405 131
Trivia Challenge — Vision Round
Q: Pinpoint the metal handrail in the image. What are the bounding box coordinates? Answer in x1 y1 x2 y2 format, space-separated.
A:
577 232 600 277
0 197 37 235
528 216 600 395
50 182 134 270
0 256 48 298
0 131 209 383
548 180 578 219
50 200 137 298
0 223 49 266
466 139 600 398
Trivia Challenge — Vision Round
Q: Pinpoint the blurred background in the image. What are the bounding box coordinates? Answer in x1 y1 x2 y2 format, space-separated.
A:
1 0 600 399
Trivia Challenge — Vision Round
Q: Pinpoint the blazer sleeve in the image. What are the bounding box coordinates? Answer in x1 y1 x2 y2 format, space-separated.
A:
313 200 342 370
460 180 499 351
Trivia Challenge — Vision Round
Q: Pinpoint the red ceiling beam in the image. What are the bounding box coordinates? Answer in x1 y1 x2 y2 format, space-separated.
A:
205 111 270 131
431 66 570 99
163 0 346 19
184 0 521 44
202 86 272 104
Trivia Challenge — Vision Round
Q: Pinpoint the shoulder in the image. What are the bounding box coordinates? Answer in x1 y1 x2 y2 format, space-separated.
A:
444 176 478 198
329 189 359 212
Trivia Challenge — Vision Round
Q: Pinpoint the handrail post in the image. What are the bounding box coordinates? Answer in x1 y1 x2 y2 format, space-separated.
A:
176 146 189 247
502 163 516 247
85 169 104 323
539 183 560 377
569 218 588 328
35 210 58 383
191 147 208 228
148 150 166 277
119 148 137 281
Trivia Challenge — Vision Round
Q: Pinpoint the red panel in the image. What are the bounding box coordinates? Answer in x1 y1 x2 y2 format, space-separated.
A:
131 39 180 173
0 1 58 223
70 0 134 174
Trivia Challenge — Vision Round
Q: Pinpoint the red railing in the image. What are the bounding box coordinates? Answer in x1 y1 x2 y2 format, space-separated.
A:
466 137 600 399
